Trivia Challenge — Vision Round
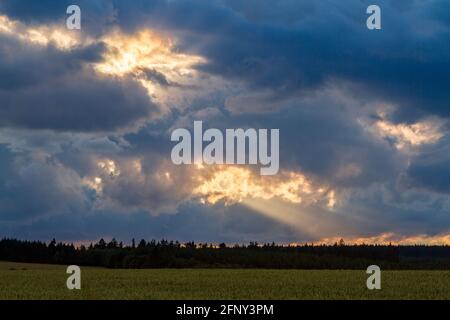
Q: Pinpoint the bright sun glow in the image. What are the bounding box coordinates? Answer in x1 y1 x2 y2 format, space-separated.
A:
192 166 336 208
0 15 83 50
374 117 444 149
94 29 206 99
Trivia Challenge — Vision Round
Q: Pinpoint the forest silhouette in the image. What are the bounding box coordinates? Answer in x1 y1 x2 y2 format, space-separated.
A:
1 238 449 269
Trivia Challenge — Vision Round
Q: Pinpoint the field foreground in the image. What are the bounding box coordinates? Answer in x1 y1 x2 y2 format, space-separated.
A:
0 261 449 300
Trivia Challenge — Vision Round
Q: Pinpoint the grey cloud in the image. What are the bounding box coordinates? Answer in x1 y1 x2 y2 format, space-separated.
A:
97 155 196 214
0 145 92 221
403 143 450 194
0 35 155 132
0 202 301 244
0 35 104 90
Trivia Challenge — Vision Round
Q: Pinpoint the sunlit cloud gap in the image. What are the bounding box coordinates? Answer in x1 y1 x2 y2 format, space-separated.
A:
0 15 207 110
360 108 445 150
191 166 339 238
192 166 336 207
94 29 206 99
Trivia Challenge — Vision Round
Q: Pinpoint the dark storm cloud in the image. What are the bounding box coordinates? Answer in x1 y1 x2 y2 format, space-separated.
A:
404 142 450 194
1 0 449 241
0 0 69 22
3 0 449 118
140 68 171 87
0 34 155 131
105 0 450 119
407 161 450 193
341 185 450 238
0 72 153 131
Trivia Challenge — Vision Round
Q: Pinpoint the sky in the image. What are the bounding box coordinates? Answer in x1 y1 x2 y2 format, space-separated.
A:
0 0 450 245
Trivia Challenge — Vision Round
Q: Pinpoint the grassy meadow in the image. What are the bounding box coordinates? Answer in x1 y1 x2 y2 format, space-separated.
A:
0 261 449 300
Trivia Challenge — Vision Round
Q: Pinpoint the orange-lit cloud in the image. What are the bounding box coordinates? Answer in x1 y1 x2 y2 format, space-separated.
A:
95 29 204 78
192 165 336 208
81 158 337 217
94 29 207 109
316 232 450 245
375 119 443 149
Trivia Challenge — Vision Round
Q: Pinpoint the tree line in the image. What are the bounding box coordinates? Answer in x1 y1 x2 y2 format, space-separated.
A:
0 238 449 269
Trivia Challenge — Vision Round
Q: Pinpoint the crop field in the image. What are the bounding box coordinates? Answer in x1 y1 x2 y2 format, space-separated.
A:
0 261 449 300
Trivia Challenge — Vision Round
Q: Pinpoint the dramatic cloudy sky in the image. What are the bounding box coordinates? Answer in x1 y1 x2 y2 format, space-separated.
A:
1 0 450 244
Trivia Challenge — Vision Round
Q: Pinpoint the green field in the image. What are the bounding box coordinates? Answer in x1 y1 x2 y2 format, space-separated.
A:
0 261 449 299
